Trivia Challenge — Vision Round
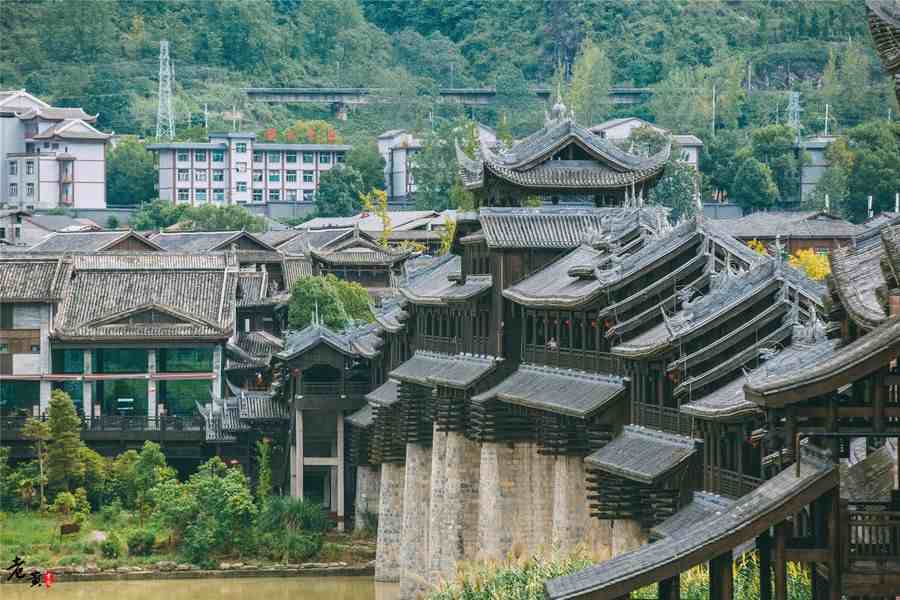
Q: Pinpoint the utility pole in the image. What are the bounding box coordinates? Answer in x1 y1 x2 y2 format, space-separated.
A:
824 104 829 136
232 105 237 132
155 40 175 141
711 84 717 137
450 63 455 89
204 103 209 130
747 61 752 93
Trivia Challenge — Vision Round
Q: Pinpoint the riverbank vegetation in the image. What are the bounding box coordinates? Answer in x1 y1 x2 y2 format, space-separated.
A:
1 392 375 571
428 549 811 600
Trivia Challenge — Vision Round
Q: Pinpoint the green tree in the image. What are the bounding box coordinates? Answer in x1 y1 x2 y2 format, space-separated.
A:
107 137 157 206
749 124 802 202
732 157 778 211
129 200 265 232
648 161 698 220
134 441 175 520
288 276 350 330
106 216 120 229
109 449 140 508
256 438 272 505
78 445 109 509
21 417 50 508
46 390 83 495
315 165 365 217
844 121 900 221
411 121 457 211
623 125 670 156
346 141 386 193
328 274 373 324
567 38 612 125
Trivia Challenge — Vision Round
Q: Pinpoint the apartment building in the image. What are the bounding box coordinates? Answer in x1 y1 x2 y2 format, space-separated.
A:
1 90 111 210
148 132 350 206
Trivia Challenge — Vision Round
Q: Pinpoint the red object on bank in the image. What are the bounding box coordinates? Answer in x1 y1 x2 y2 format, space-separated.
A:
43 570 54 588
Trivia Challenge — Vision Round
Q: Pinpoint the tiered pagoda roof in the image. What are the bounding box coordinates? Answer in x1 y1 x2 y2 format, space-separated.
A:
584 425 698 486
867 0 900 103
389 351 502 389
399 254 491 305
458 110 670 192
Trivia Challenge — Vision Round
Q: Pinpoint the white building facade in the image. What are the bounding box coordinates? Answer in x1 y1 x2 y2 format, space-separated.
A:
376 129 421 204
588 117 703 169
148 133 350 205
1 90 111 210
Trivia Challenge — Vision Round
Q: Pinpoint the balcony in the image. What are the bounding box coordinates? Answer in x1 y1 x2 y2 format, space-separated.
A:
843 502 900 571
634 401 694 437
296 381 369 410
524 346 619 373
704 466 763 499
1 414 205 443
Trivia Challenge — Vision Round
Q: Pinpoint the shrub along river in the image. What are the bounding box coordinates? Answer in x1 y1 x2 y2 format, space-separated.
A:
3 576 399 599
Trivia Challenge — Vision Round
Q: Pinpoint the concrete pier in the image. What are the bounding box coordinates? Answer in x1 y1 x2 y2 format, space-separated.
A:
354 465 381 532
552 455 613 558
399 443 432 598
375 463 405 582
428 428 447 581
440 431 481 580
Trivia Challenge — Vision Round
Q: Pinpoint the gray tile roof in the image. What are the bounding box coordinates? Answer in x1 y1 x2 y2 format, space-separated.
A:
257 229 304 247
711 211 863 239
472 364 626 418
545 446 836 600
614 259 782 358
649 492 733 540
72 254 229 270
840 441 897 502
389 351 502 388
239 390 288 420
867 0 900 103
0 256 70 301
282 257 313 290
276 322 384 361
54 259 237 341
828 241 887 329
277 228 354 255
28 230 162 253
584 426 699 485
372 298 408 333
365 379 400 406
477 207 655 249
400 254 491 305
150 231 276 253
346 403 374 428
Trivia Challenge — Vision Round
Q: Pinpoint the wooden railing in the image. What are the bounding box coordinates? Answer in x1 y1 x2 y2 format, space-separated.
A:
844 505 900 569
705 466 763 499
2 415 205 435
634 402 694 437
524 347 618 373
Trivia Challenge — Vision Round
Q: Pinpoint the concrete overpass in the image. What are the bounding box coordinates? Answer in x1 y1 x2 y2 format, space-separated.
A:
245 86 651 119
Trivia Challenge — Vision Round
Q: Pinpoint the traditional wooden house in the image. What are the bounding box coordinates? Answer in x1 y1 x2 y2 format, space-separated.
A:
27 229 163 253
456 97 670 208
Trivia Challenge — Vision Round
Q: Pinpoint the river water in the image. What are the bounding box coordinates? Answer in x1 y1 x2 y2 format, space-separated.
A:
2 576 400 600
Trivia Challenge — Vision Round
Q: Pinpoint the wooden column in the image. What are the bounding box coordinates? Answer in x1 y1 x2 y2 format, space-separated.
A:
773 521 789 600
758 531 772 600
709 551 733 600
337 412 345 531
827 489 842 600
658 574 680 600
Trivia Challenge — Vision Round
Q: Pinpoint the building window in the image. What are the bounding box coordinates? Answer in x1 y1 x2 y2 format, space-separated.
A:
253 151 263 162
286 151 298 163
303 190 314 202
1 304 12 328
236 181 247 192
286 190 297 202
252 189 263 203
268 151 280 162
302 152 314 164
25 161 34 175
8 161 17 176
252 170 263 182
335 152 345 163
0 343 8 353
320 152 331 164
177 150 189 162
25 183 33 197
195 150 207 162
177 189 189 203
8 183 17 196
52 143 59 150
303 171 314 183
212 169 224 182
195 189 207 203
177 169 190 182
286 170 297 183
269 171 280 183
213 188 225 202
268 189 280 202
195 170 207 182
212 150 225 162
235 143 247 153
236 161 248 173
30 344 40 354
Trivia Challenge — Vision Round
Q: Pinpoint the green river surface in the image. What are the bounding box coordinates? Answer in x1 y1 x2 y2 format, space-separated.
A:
2 577 400 600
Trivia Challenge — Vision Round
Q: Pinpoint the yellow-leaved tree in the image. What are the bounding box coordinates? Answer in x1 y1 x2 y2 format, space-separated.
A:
789 249 830 280
746 239 768 255
360 188 391 247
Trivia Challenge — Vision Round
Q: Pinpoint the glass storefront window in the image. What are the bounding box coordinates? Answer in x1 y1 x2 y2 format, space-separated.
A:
93 349 148 374
159 380 208 415
52 349 84 374
158 348 213 372
98 379 148 416
0 381 40 415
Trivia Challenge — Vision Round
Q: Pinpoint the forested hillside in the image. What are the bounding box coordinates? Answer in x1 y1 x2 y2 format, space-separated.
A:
2 0 898 216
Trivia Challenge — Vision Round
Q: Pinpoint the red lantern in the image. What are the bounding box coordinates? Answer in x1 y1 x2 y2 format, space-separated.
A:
604 319 613 328
591 320 598 328
564 319 571 326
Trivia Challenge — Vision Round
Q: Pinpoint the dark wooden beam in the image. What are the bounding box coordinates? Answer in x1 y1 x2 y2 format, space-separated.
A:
709 552 733 600
658 575 680 600
758 531 772 600
827 490 841 600
773 521 789 600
